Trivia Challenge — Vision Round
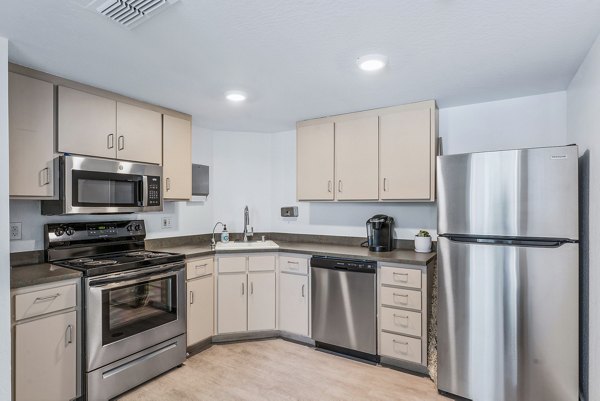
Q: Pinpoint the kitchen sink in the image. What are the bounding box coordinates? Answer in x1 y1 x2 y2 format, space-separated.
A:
215 240 279 251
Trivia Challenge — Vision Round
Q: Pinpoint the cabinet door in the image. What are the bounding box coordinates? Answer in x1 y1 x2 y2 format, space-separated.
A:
58 86 116 159
187 275 214 346
248 272 276 331
296 122 335 200
279 273 309 336
116 102 162 164
9 73 55 198
15 311 77 401
163 115 192 200
335 116 379 200
217 273 247 333
380 108 432 200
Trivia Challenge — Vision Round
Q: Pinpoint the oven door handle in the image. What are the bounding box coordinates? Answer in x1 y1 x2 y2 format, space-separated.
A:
88 263 183 288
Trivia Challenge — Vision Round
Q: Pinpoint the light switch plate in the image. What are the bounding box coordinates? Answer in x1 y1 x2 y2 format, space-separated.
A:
10 222 22 240
161 217 172 229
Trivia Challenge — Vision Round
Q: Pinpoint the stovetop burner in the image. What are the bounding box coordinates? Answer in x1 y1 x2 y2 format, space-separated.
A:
125 251 172 258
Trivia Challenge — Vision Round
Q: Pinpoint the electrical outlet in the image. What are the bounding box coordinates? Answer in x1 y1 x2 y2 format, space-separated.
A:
161 217 172 229
10 222 22 240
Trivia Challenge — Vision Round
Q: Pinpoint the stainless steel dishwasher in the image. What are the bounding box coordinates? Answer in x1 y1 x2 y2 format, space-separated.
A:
310 256 378 361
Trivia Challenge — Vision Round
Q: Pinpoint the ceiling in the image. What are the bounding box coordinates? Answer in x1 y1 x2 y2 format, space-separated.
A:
1 0 599 132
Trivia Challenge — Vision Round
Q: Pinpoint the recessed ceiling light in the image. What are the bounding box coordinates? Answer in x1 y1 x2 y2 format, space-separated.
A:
357 54 388 72
225 90 247 102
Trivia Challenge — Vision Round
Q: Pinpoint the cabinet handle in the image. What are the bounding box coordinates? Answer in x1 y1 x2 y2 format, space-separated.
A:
328 180 332 193
242 282 245 295
287 261 299 265
392 339 409 346
107 133 114 149
118 135 125 150
383 178 387 192
39 168 50 186
190 291 194 305
66 324 73 345
34 293 60 303
166 178 171 191
393 272 409 282
251 282 254 295
338 180 342 192
393 293 409 298
393 314 409 319
301 284 305 298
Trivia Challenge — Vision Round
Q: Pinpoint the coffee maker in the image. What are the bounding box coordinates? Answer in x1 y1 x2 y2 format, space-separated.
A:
366 215 394 252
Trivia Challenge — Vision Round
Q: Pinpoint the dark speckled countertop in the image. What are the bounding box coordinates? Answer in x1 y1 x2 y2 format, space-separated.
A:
11 264 82 289
149 241 436 265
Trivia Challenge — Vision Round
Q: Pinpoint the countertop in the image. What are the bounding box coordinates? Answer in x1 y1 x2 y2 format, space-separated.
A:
150 241 436 266
11 263 82 289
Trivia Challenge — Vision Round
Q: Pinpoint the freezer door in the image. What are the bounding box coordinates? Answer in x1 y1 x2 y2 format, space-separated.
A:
437 237 578 401
437 145 578 239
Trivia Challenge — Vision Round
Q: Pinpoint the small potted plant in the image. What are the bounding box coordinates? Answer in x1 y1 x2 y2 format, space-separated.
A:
414 230 432 253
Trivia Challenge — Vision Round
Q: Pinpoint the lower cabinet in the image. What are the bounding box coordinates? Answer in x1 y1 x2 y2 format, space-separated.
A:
216 254 277 334
279 273 309 336
217 273 248 333
13 279 79 401
187 275 214 346
248 272 276 331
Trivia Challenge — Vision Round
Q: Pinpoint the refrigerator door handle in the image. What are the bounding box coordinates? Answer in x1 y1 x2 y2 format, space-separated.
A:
439 235 577 248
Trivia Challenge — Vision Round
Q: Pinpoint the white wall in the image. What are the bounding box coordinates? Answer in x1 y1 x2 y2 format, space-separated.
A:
0 36 12 400
269 92 568 240
567 32 600 401
9 123 214 252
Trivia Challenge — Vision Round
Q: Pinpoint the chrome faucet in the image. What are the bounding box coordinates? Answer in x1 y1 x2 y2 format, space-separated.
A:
243 205 253 242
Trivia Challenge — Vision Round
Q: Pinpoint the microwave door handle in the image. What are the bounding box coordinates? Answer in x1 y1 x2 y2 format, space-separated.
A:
142 175 149 206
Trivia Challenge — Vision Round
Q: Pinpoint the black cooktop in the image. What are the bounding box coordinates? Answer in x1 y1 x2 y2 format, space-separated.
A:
52 250 185 277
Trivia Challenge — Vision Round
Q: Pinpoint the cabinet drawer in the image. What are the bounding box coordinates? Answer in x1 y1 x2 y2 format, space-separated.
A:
187 257 214 280
14 283 77 321
381 287 422 310
218 256 246 273
380 266 422 289
381 307 422 337
280 256 308 274
380 332 422 364
248 255 276 272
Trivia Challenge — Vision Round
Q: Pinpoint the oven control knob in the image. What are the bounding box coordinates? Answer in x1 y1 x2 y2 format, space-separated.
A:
127 225 134 232
54 227 64 237
134 224 142 231
65 227 75 236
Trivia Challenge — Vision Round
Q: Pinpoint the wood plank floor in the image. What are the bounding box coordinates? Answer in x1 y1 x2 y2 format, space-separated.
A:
119 339 450 401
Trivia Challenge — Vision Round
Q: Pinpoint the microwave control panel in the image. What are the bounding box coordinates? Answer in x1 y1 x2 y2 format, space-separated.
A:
147 176 161 206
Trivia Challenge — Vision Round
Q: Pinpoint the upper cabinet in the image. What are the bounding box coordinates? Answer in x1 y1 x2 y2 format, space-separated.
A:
58 86 163 164
116 102 162 164
296 122 334 200
9 73 56 198
58 86 117 159
296 100 438 202
335 116 379 201
163 115 192 200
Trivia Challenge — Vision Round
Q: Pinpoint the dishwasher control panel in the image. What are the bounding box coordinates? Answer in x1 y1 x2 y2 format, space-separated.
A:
310 256 376 273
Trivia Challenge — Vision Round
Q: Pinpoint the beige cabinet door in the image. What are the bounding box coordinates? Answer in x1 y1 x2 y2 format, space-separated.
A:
279 273 308 336
58 86 116 159
217 273 247 333
187 275 214 346
380 108 432 200
163 114 192 200
116 102 162 164
248 272 276 331
15 311 77 401
335 116 379 200
296 122 335 200
9 73 55 198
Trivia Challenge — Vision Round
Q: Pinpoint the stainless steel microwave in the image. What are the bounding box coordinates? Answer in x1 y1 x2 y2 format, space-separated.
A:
41 155 163 215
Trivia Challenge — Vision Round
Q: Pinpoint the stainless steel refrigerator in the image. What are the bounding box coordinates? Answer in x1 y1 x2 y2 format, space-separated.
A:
437 145 579 401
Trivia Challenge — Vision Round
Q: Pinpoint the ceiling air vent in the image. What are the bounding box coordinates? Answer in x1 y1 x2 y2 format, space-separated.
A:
93 0 179 29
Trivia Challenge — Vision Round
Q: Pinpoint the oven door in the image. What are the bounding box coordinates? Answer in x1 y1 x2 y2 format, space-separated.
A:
85 263 186 372
64 155 163 214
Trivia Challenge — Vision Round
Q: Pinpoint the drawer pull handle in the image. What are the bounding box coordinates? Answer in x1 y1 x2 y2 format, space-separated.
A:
190 291 194 305
34 293 60 303
301 284 305 298
287 261 300 265
392 339 409 345
393 314 409 320
251 282 254 295
393 293 409 297
393 293 409 303
393 272 409 281
328 180 332 193
196 263 208 268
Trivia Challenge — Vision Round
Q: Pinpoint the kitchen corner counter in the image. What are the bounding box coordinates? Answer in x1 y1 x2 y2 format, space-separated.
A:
11 264 82 289
149 241 436 266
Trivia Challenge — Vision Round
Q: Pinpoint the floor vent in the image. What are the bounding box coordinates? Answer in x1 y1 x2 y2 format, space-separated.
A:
92 0 179 29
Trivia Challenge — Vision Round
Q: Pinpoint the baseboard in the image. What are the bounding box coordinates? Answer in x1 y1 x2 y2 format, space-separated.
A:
186 337 213 357
279 331 315 346
211 330 279 343
380 356 429 376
